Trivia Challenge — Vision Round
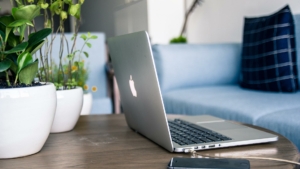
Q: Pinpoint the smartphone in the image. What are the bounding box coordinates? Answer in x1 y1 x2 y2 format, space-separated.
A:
167 157 250 169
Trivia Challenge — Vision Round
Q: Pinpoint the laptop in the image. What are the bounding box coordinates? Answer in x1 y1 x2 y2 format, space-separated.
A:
107 31 278 153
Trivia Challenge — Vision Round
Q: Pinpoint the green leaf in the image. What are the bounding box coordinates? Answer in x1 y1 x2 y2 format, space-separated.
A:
11 5 41 21
83 51 89 58
27 28 51 50
0 30 4 45
0 16 15 42
0 15 15 27
78 61 84 68
87 32 91 37
0 59 11 72
28 40 45 55
86 42 91 48
19 24 26 41
7 33 20 47
50 1 62 15
8 19 33 28
0 30 5 39
45 19 51 28
4 42 28 54
68 4 80 16
80 34 87 41
40 3 49 9
74 6 81 19
5 27 12 43
6 57 17 74
17 52 33 73
79 0 85 4
18 60 38 85
64 0 72 5
90 35 98 39
60 11 68 20
67 54 74 60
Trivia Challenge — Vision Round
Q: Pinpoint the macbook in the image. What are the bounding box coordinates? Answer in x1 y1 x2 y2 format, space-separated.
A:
107 31 278 152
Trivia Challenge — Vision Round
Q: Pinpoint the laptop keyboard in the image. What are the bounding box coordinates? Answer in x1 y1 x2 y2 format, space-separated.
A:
168 119 232 146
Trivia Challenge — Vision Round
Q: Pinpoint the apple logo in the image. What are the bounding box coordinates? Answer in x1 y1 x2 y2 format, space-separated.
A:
129 75 137 97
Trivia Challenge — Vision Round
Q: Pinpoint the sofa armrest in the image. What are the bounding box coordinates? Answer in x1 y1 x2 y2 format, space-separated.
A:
152 43 242 93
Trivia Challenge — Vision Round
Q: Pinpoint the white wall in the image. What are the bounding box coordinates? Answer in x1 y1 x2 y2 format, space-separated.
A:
0 1 13 14
147 0 185 44
186 0 300 44
114 0 148 36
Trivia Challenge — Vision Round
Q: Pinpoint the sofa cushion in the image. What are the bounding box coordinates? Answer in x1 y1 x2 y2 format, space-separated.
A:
256 108 300 150
162 85 300 124
152 44 241 93
241 5 298 92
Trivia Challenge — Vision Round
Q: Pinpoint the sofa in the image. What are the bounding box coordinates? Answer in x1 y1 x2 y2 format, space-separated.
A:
151 15 300 151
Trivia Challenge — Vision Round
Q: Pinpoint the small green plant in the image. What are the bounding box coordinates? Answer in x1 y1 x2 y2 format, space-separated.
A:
52 32 97 90
170 36 187 43
0 3 51 86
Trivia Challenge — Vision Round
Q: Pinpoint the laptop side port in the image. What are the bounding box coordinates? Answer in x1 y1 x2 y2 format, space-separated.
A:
209 145 215 148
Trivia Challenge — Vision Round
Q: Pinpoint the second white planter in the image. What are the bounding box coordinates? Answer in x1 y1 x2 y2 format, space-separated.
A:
51 87 83 133
80 92 93 115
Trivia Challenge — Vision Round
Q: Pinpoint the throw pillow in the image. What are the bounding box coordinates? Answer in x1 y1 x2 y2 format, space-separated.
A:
240 5 298 92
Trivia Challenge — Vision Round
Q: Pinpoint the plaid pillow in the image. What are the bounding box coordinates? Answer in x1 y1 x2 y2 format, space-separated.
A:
240 5 298 92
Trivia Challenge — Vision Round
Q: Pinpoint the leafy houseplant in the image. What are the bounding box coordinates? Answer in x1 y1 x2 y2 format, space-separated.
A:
0 1 57 159
0 4 51 87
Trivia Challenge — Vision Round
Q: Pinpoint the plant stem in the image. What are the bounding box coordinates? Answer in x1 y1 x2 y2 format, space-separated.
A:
180 0 202 37
14 73 18 86
58 25 65 85
0 36 5 61
69 19 81 83
39 46 47 82
5 71 11 86
9 0 14 7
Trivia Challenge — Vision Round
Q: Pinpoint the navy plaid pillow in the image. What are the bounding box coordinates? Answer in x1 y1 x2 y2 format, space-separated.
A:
240 5 298 92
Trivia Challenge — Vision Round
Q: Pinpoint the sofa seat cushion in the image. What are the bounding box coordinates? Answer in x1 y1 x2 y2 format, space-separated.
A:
256 108 300 150
163 85 300 124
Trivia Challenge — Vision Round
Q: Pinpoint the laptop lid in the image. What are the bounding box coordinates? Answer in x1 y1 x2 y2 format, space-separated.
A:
108 31 174 152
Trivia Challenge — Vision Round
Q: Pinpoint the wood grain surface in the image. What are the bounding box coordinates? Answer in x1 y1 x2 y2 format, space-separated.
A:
0 114 299 169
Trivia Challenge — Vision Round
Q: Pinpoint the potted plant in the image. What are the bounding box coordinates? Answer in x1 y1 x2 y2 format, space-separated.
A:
51 32 98 116
0 2 55 158
49 32 97 132
30 0 95 133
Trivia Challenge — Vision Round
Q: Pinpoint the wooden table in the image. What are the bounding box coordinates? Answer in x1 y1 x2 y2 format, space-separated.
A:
0 114 299 169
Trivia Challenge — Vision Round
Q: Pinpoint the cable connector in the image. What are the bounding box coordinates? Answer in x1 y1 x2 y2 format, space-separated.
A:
183 148 195 153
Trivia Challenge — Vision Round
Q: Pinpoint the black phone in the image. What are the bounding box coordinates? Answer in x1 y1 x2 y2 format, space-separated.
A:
167 157 250 169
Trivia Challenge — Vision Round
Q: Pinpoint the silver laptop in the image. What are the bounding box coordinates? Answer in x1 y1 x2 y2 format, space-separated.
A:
107 31 278 153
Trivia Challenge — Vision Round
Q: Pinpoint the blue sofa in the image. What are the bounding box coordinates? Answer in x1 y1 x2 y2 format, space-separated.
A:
152 15 300 151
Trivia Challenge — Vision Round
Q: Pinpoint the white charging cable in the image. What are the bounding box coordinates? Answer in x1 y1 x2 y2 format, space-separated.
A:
188 149 300 166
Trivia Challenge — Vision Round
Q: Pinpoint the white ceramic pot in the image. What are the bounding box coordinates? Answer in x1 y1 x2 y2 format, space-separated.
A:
51 87 83 133
0 83 57 159
80 92 93 115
